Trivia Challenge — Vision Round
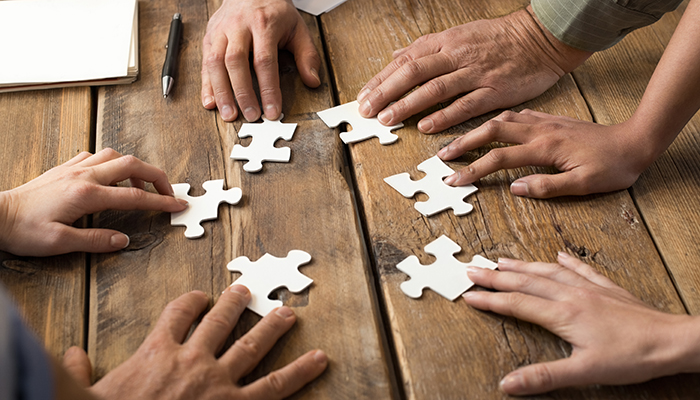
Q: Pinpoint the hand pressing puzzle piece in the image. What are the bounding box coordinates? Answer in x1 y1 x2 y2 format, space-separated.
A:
230 114 297 173
227 250 313 316
397 235 497 300
317 100 403 145
171 179 242 239
384 155 478 216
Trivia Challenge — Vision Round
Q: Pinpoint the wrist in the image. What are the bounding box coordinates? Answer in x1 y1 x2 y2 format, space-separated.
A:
656 314 700 376
624 112 678 167
0 191 14 252
507 6 592 75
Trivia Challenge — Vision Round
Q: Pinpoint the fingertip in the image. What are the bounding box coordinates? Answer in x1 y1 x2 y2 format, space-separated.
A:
109 233 129 249
274 306 295 319
308 67 321 87
499 372 524 395
229 284 251 298
357 88 370 103
313 349 328 366
443 173 457 186
510 180 530 197
264 104 280 121
220 105 237 122
203 95 216 109
417 118 435 133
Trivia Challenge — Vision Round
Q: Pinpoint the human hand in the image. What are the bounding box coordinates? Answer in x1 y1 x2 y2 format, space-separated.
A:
62 287 327 400
0 148 187 256
437 109 657 198
464 253 697 395
356 7 591 133
201 0 321 122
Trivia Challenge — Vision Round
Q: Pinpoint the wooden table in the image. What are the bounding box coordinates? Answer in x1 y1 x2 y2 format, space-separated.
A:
3 0 700 398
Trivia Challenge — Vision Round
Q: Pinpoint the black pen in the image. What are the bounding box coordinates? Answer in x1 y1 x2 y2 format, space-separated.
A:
162 13 183 98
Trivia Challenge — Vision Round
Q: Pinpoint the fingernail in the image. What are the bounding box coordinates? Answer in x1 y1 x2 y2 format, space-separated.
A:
437 147 448 158
466 266 482 275
221 105 234 121
275 306 294 318
243 107 258 122
510 181 530 196
358 100 372 116
176 199 189 207
418 118 434 133
264 104 279 120
377 108 393 125
110 233 129 249
462 291 476 300
498 258 515 268
310 68 320 84
230 284 249 295
443 173 457 186
313 350 328 364
203 96 214 107
168 185 175 196
558 251 571 260
500 372 523 393
357 88 370 102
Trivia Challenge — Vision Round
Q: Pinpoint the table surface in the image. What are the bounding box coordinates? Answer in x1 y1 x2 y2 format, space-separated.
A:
3 0 700 398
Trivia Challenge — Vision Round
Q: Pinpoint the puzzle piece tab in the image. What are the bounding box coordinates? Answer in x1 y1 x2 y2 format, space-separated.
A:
397 235 497 300
227 250 313 316
317 100 403 145
230 114 297 173
171 179 242 239
384 155 478 216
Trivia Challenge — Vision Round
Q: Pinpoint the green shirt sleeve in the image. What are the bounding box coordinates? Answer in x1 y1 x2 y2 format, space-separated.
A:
531 0 683 52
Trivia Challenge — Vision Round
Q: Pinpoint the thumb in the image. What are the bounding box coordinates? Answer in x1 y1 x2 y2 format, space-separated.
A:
287 23 321 88
63 346 92 387
53 225 130 254
510 171 591 199
499 358 585 396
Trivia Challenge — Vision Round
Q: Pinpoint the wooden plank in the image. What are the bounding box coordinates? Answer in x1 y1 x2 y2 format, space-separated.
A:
572 3 700 315
0 87 91 357
90 0 395 397
321 0 700 397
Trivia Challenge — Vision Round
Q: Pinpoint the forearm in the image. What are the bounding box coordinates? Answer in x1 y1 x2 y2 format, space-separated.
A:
628 0 700 161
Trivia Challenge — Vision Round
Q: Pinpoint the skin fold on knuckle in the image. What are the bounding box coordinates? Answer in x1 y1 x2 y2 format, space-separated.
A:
233 335 262 361
264 369 291 396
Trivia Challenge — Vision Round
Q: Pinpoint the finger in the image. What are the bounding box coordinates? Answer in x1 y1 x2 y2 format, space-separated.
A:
75 148 123 167
150 291 210 343
495 257 595 288
62 346 92 387
90 155 175 196
129 177 145 191
220 306 297 379
465 267 567 302
187 285 250 353
463 290 562 329
88 185 187 213
443 144 544 186
47 225 131 254
357 53 415 104
62 151 93 167
287 22 321 88
206 34 241 121
510 170 593 199
359 53 454 120
225 33 260 122
201 35 217 109
417 88 505 133
499 358 589 396
241 349 328 400
252 33 282 120
556 252 621 290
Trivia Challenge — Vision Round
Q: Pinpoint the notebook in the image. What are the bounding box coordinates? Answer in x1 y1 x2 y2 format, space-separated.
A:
0 0 138 93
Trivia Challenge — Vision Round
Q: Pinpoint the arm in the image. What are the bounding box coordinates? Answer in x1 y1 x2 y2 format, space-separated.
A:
438 0 700 198
60 286 327 399
464 253 700 395
356 6 592 133
201 0 321 122
0 148 187 256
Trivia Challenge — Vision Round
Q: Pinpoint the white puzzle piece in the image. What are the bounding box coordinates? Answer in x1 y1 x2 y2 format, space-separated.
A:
384 155 478 216
171 179 242 239
397 235 497 300
316 100 403 145
227 250 313 316
230 114 297 173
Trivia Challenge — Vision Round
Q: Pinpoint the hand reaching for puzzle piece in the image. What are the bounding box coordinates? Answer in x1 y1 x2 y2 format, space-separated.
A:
171 179 242 239
230 114 297 173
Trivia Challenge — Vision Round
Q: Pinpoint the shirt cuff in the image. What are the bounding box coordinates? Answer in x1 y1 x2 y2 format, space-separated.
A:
531 0 682 52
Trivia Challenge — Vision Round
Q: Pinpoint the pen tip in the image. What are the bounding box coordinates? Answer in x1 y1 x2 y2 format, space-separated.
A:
163 94 167 99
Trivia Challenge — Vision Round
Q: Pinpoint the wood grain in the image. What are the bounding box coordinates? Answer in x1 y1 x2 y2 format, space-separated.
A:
572 2 700 315
0 87 91 357
321 0 700 397
90 0 395 397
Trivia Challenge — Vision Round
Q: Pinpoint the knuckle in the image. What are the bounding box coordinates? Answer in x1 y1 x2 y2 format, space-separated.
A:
530 364 555 390
498 110 518 122
452 96 478 117
513 273 535 289
484 147 507 167
206 51 226 67
254 52 276 69
201 313 231 331
531 177 560 197
394 54 414 67
399 60 425 81
252 8 274 29
164 299 200 321
178 346 206 366
233 336 261 361
422 78 449 99
263 370 289 395
99 147 120 158
224 49 249 70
